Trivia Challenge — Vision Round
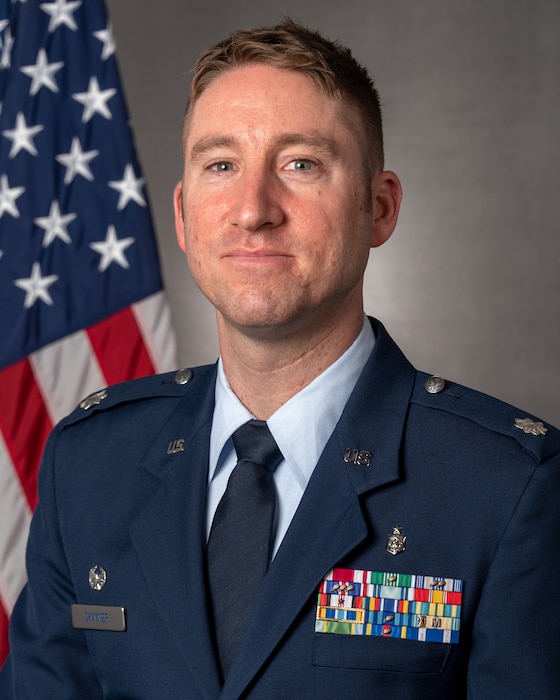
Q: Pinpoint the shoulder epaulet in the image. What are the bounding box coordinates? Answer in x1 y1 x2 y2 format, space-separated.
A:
412 371 560 463
60 365 215 429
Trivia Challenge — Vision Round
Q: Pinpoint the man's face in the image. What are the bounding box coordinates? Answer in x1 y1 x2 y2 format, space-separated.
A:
175 63 391 339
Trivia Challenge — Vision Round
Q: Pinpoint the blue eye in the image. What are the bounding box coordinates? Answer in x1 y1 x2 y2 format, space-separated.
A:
211 162 234 172
290 159 313 170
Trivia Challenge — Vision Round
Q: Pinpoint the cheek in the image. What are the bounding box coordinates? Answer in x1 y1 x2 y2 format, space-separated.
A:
182 218 206 274
186 240 207 278
182 199 212 248
184 189 228 240
319 210 371 271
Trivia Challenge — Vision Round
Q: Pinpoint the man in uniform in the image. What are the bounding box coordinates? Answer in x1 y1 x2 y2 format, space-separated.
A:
1 18 559 699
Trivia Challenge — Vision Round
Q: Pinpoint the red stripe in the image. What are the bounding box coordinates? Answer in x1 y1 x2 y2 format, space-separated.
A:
445 591 462 606
86 307 155 385
0 602 9 669
0 360 53 510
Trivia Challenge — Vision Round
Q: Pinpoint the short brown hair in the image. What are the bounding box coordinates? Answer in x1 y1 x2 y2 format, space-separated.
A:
183 18 385 174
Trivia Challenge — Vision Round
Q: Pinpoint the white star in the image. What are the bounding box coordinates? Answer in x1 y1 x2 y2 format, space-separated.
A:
55 137 98 184
14 262 59 308
108 164 146 210
90 225 135 272
2 112 44 158
20 48 64 95
0 25 14 69
72 76 116 123
34 200 77 246
93 24 115 60
40 0 82 32
0 174 25 218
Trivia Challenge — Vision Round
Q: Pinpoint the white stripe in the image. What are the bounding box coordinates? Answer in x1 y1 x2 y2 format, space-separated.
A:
0 433 32 615
132 291 177 373
29 330 106 425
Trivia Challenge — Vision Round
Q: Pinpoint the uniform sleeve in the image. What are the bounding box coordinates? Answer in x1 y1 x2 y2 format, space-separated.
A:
467 451 560 698
0 428 104 699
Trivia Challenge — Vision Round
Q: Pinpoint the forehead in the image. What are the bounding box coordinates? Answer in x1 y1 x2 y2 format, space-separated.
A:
184 64 360 148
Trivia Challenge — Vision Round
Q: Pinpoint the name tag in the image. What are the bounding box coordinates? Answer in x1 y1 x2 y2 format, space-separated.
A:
71 604 126 631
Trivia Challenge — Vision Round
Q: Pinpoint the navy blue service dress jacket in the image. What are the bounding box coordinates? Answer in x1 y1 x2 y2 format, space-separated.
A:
1 319 559 699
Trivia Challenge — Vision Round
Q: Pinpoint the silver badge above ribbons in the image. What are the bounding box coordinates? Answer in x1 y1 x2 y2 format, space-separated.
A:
386 525 407 556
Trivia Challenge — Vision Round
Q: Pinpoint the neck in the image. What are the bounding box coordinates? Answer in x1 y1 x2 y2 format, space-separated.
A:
217 306 365 420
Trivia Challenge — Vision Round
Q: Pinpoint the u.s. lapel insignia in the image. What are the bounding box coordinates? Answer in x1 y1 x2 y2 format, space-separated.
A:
343 448 372 467
515 418 548 436
386 525 407 556
167 438 185 454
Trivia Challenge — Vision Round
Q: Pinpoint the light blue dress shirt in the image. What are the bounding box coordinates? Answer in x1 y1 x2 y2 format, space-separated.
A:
207 316 375 557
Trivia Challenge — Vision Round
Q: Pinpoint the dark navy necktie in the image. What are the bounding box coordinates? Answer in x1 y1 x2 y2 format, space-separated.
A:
207 419 283 678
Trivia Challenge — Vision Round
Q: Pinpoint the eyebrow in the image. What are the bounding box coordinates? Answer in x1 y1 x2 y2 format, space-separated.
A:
189 136 238 162
275 133 341 158
188 132 341 162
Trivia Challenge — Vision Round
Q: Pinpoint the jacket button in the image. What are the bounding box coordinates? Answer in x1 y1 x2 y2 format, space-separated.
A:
174 368 193 385
424 376 445 394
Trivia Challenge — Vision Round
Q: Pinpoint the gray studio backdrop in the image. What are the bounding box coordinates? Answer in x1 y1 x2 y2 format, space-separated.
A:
106 0 560 427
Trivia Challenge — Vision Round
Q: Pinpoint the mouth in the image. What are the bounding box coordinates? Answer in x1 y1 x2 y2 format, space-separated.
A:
224 248 292 263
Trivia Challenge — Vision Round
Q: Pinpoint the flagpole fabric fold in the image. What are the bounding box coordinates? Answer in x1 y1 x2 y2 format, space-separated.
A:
0 0 177 666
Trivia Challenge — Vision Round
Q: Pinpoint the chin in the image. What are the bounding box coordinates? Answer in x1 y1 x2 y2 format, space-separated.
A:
222 304 302 334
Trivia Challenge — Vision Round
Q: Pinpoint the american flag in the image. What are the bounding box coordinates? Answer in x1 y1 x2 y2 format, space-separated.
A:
0 0 177 664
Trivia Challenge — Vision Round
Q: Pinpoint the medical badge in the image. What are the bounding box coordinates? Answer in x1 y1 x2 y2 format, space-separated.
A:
386 525 407 556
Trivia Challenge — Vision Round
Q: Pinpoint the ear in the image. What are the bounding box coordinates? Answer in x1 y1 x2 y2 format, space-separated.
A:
370 170 402 248
173 181 186 253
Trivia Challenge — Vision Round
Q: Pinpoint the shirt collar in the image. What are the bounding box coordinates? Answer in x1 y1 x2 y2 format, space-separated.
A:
209 316 375 484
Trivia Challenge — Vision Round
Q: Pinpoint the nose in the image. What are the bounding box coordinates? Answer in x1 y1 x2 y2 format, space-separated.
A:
227 167 284 232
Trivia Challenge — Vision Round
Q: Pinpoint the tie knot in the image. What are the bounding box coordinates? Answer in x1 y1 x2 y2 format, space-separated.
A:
232 420 282 472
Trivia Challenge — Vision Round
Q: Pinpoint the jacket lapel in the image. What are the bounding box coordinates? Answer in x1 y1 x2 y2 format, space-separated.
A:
127 322 416 699
221 321 416 699
129 366 222 699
